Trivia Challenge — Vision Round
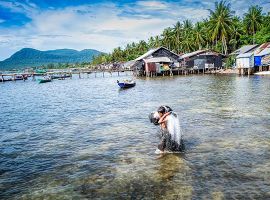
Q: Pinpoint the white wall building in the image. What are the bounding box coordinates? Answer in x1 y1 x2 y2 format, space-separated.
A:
236 53 254 69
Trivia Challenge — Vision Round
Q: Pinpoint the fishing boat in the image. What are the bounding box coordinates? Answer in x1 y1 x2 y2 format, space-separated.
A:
37 77 52 83
117 79 136 88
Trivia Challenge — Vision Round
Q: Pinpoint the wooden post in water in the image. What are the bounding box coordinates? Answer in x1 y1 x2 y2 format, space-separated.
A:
103 71 104 77
118 71 119 76
95 71 97 78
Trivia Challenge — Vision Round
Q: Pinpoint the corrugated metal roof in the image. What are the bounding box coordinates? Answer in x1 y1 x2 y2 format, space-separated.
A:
231 44 259 55
255 47 270 56
236 52 253 58
135 48 159 61
145 57 172 63
254 42 270 56
135 47 179 61
179 50 206 59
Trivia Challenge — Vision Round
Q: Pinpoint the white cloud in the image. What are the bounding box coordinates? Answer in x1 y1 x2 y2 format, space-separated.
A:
136 1 168 9
0 0 38 17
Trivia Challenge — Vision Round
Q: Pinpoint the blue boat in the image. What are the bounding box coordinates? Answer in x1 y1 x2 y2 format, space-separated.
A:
117 80 136 88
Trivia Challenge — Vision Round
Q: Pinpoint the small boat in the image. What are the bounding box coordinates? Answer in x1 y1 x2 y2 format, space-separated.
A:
117 79 136 88
15 75 28 80
37 77 52 83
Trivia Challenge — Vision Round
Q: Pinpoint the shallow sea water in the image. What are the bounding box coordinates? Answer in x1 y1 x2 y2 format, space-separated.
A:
0 73 270 199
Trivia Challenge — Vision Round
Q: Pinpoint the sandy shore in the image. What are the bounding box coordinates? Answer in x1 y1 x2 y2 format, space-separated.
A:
216 69 238 74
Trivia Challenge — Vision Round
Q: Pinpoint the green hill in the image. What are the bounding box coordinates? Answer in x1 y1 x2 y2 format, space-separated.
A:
0 48 103 70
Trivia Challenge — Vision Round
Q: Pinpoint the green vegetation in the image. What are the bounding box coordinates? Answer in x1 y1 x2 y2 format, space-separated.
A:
92 1 269 65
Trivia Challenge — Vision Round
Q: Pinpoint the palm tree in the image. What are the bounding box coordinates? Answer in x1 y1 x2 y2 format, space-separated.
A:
182 34 194 53
161 28 173 50
193 22 205 50
243 5 263 44
183 20 193 32
208 1 233 55
173 21 183 53
229 16 243 51
154 35 161 48
148 36 155 49
138 40 148 53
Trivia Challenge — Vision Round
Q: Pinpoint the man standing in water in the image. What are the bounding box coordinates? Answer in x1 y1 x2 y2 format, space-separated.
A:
149 106 183 153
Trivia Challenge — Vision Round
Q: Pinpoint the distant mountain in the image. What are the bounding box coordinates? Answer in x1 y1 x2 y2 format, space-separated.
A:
0 48 103 70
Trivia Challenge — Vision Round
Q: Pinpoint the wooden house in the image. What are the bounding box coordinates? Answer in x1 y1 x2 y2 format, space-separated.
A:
179 50 223 71
131 47 180 76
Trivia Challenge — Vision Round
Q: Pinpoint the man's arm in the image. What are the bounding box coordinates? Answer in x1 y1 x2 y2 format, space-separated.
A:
158 112 171 124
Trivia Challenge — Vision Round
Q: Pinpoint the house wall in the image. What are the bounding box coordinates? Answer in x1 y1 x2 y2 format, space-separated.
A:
145 62 156 73
236 56 254 68
186 54 222 69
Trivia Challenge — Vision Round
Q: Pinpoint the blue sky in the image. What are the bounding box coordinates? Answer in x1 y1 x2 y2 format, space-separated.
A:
0 0 269 60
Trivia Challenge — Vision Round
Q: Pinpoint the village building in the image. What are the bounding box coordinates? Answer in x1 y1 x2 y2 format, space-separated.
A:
178 50 224 71
234 43 270 75
130 47 180 77
236 53 254 75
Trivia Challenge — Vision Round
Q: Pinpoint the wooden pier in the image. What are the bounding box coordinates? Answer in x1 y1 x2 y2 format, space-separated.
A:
140 67 219 77
0 69 134 82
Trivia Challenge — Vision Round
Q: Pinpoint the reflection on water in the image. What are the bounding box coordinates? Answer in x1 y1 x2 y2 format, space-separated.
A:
1 74 270 199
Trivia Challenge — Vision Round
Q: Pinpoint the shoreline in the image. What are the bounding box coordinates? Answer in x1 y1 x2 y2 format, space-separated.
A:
215 69 238 74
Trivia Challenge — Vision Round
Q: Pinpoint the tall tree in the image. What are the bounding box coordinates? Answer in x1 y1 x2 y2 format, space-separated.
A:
193 22 205 50
208 1 233 55
148 36 155 49
161 28 173 50
173 21 183 53
244 5 263 44
154 35 161 48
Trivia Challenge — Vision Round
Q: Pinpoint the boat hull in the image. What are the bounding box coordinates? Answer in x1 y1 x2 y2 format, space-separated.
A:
38 79 51 83
117 82 136 88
